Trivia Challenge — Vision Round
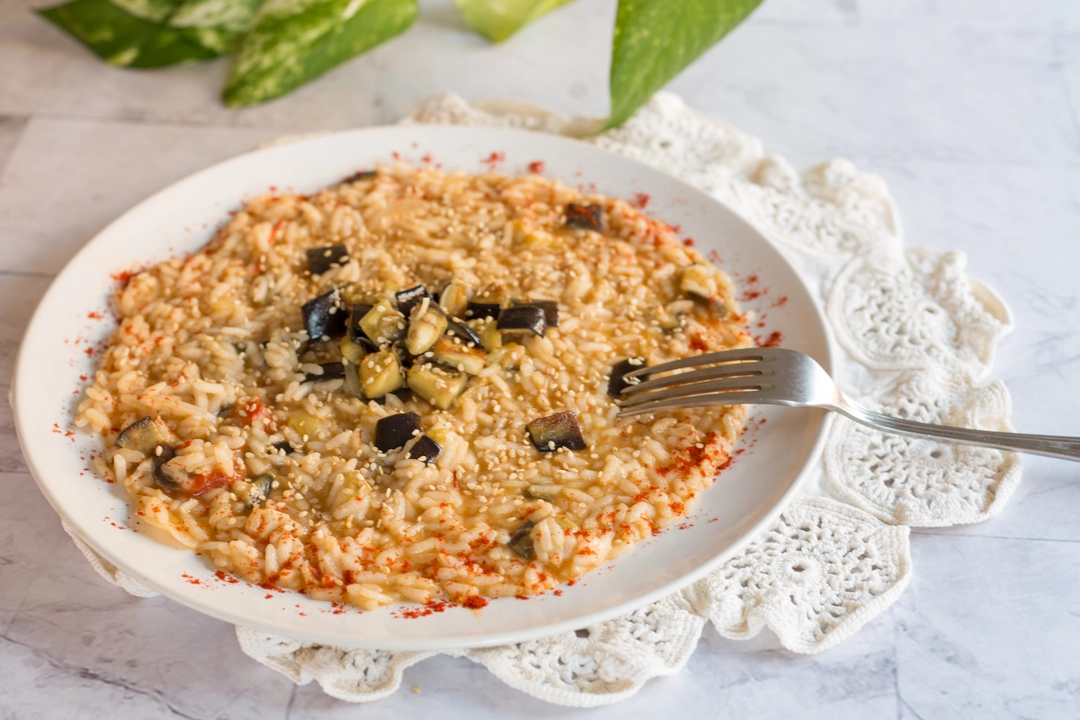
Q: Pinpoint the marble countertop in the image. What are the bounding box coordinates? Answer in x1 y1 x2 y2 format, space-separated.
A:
2 0 1079 716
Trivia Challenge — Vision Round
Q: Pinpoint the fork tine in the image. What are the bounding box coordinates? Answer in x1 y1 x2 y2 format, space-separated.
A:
622 347 769 379
618 375 768 409
617 389 769 418
620 361 768 397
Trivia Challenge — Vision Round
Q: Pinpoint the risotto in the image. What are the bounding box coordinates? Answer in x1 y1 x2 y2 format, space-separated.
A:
76 166 752 610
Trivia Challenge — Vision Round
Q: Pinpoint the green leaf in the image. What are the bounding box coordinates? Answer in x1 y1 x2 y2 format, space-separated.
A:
454 0 574 43
170 0 264 53
111 0 178 23
223 0 417 107
37 0 220 67
173 25 236 53
170 0 264 31
607 0 762 129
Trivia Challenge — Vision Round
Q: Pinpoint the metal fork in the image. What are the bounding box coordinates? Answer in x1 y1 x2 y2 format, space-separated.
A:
617 347 1080 461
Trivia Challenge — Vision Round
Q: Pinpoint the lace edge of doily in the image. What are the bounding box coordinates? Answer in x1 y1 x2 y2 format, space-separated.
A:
693 497 914 654
52 90 1019 708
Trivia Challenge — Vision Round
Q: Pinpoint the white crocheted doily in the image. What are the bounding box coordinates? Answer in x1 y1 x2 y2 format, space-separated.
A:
63 92 1018 707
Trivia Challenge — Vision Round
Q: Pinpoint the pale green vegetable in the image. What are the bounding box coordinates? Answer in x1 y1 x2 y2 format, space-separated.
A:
407 364 467 410
224 0 417 107
358 299 405 347
607 0 763 128
404 303 448 355
360 349 405 398
454 0 573 43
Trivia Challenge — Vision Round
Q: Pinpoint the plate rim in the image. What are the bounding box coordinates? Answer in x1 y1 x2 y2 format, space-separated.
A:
14 123 835 650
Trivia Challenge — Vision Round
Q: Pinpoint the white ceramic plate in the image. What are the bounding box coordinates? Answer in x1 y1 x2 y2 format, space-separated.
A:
14 126 831 650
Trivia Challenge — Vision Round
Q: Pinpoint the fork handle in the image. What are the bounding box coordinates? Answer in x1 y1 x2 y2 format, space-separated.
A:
837 401 1080 461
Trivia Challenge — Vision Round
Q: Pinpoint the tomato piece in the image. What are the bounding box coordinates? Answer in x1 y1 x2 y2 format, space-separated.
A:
186 470 234 496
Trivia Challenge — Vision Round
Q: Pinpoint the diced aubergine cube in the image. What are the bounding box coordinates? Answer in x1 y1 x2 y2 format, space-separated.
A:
478 319 502 351
151 444 180 491
395 285 430 318
393 337 418 367
271 441 294 455
464 301 501 320
526 411 586 452
513 299 559 328
497 305 547 338
343 170 377 183
339 335 367 365
405 301 448 355
304 362 345 383
408 435 441 463
658 316 684 332
302 289 347 342
438 282 470 318
608 357 649 397
565 203 604 231
373 386 414 405
306 244 349 275
679 263 717 300
507 520 537 561
432 335 487 375
241 475 273 507
115 416 167 455
374 412 422 452
343 361 364 398
360 349 405 398
347 303 378 350
445 316 482 346
358 299 405 347
658 299 694 333
407 363 468 410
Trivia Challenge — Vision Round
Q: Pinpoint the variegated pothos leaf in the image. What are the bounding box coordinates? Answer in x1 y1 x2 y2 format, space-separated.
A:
607 0 763 128
223 0 417 107
37 0 220 67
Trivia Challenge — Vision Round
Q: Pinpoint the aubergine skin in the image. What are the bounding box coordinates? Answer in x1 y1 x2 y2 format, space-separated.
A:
408 434 442 463
526 411 587 452
115 416 163 454
395 285 430 318
304 362 346 383
305 244 349 275
496 305 547 337
565 203 604 231
464 302 501 320
343 170 377 183
348 303 377 349
371 387 413 406
151 444 179 491
302 289 347 342
374 412 423 452
248 475 272 506
513 299 559 328
445 316 482 345
608 357 649 397
507 520 537 560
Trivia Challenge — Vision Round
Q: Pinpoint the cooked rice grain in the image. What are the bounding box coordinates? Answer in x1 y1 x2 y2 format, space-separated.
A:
77 165 752 608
